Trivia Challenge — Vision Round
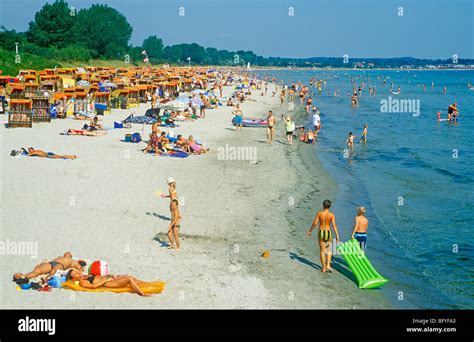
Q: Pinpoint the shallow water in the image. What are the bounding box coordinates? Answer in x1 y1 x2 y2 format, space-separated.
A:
255 69 474 309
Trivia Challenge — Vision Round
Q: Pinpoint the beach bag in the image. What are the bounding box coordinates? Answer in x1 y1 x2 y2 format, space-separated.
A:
114 121 124 129
125 134 132 142
131 132 142 143
95 103 107 111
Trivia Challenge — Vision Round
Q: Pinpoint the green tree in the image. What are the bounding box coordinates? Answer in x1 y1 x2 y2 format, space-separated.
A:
142 35 163 59
163 45 183 62
0 27 25 50
26 0 74 48
72 4 132 58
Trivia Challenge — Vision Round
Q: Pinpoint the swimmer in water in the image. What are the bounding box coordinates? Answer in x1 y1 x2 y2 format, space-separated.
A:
360 124 368 143
346 132 355 149
448 102 459 122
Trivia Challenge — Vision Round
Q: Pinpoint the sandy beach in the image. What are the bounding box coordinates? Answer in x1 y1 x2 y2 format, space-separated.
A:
1 81 392 309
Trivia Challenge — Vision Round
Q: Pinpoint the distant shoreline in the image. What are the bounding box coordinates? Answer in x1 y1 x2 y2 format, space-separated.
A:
239 67 474 72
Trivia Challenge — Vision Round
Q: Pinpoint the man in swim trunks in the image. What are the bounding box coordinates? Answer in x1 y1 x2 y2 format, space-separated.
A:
167 199 181 250
13 252 85 283
306 130 315 144
267 110 276 144
351 207 369 251
307 199 340 273
142 132 160 155
27 147 77 159
233 105 243 131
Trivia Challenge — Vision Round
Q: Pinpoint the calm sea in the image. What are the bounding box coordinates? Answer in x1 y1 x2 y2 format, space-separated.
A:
255 69 474 309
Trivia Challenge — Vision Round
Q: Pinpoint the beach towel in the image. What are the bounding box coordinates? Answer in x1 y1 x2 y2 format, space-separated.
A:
123 114 157 125
62 280 165 294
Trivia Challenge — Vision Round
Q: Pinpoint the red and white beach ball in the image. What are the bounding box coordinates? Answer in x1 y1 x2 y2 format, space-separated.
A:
88 260 109 276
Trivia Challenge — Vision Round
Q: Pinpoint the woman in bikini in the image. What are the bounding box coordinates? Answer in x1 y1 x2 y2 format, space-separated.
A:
66 269 151 297
66 129 106 136
161 178 177 202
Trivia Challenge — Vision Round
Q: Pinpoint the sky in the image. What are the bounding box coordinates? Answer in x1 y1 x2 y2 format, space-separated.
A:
0 0 473 59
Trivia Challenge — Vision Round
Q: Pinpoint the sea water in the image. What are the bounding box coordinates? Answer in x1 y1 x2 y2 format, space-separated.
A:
255 69 474 309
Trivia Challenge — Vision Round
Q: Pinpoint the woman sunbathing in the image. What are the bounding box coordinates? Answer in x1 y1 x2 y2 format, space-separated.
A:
66 129 106 136
66 269 152 297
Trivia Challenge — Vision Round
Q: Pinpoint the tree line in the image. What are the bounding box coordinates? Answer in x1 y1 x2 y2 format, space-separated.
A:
0 0 265 67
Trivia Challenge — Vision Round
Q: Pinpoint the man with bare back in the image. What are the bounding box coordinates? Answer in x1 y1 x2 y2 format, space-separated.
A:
307 199 340 273
266 110 276 144
351 207 369 251
13 252 85 283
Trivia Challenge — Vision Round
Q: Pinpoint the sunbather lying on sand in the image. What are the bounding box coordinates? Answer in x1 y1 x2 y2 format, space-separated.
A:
65 129 106 136
175 135 188 149
13 252 85 284
26 147 77 159
66 269 153 297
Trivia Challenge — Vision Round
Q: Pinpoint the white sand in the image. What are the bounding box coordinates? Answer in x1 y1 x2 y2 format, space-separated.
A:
0 82 391 309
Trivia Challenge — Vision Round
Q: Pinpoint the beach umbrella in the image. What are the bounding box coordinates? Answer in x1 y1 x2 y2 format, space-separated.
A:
102 82 118 88
77 80 90 87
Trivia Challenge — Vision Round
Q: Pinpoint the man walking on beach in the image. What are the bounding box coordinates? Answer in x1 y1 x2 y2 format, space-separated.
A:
307 199 340 273
267 110 276 144
167 199 181 250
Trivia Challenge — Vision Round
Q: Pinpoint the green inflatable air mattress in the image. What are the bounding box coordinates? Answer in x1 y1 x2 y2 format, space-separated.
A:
337 239 388 289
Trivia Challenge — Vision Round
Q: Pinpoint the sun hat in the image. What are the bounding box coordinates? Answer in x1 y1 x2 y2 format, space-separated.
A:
167 177 175 184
